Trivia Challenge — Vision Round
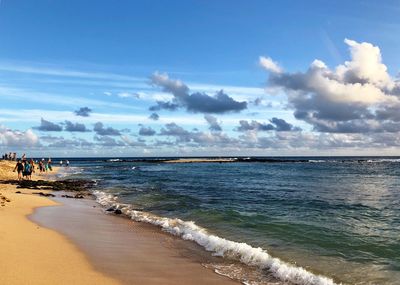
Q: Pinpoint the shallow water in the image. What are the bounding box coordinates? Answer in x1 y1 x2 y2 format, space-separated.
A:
58 157 400 285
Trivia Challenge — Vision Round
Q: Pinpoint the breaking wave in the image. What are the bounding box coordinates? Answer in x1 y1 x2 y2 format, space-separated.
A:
107 158 122 162
93 190 339 285
56 166 84 178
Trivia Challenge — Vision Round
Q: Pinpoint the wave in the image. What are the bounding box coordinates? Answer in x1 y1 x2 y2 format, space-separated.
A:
366 158 400 163
56 166 84 178
93 190 338 285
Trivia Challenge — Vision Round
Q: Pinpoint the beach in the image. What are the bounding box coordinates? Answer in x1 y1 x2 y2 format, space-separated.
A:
58 157 400 285
0 160 119 285
0 160 238 285
2 157 399 285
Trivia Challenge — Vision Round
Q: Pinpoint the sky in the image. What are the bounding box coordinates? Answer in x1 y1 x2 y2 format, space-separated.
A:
1 0 400 157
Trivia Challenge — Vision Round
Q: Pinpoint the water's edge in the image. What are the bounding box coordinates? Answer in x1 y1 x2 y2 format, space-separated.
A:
94 190 339 285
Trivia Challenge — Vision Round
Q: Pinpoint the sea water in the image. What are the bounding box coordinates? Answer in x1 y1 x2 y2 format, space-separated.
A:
58 157 400 285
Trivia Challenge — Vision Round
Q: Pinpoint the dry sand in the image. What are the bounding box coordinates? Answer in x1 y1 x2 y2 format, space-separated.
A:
0 160 119 285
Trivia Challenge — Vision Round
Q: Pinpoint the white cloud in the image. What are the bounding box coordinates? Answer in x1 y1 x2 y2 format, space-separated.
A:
337 39 392 89
0 125 39 147
263 38 400 133
117 92 139 99
259 56 283 73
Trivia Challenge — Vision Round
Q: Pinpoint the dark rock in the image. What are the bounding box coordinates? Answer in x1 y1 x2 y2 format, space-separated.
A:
36 192 56 197
114 209 122 215
15 191 21 194
106 207 115 212
0 179 95 193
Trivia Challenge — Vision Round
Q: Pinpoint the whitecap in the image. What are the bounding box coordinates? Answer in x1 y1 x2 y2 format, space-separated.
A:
93 191 339 285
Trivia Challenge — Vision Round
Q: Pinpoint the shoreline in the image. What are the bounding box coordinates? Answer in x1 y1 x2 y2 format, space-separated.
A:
0 160 119 285
31 196 239 285
0 160 239 285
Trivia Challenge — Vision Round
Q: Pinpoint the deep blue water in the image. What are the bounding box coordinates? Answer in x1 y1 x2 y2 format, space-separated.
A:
58 157 400 285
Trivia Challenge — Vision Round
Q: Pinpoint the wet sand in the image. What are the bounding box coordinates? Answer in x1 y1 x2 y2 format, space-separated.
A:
0 160 238 285
0 160 118 285
31 196 239 285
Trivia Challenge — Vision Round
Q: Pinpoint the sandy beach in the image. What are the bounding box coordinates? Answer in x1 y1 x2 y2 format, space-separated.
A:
0 160 238 285
0 160 119 285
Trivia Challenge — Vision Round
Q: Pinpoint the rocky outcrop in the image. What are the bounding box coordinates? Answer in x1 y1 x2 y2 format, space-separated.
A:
0 179 95 192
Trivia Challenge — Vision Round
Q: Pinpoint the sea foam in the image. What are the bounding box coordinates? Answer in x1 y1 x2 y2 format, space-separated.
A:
94 190 339 285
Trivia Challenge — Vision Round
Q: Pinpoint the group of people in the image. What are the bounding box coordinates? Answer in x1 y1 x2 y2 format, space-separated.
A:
9 154 54 181
2 152 17 161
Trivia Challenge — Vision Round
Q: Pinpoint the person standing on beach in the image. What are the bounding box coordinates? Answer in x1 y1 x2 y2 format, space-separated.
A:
23 161 32 180
28 159 35 180
38 160 44 173
48 158 52 171
66 160 69 167
13 160 24 180
60 160 63 167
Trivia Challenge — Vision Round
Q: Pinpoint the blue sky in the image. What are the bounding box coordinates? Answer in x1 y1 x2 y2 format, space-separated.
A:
1 0 400 157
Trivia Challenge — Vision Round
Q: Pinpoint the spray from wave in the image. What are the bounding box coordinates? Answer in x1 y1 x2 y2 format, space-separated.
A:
94 190 339 285
56 166 84 178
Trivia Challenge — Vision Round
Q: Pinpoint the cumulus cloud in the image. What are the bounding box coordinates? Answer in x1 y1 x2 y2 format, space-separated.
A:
94 135 125 147
138 126 156 136
155 122 387 151
253 97 263 106
34 118 63 132
149 113 160 121
64 121 89 132
0 125 39 147
159 123 190 139
120 135 146 147
74 107 92 117
93 122 121 136
47 137 94 148
270 117 301 131
259 56 282 73
236 120 274 132
149 101 180 111
204 115 222 132
159 122 236 146
150 72 247 113
236 118 299 132
262 39 400 133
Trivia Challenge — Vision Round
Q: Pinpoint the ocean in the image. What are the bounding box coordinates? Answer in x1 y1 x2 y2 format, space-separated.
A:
57 157 400 285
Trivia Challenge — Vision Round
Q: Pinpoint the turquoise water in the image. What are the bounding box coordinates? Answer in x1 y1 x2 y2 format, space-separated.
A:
62 157 400 284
